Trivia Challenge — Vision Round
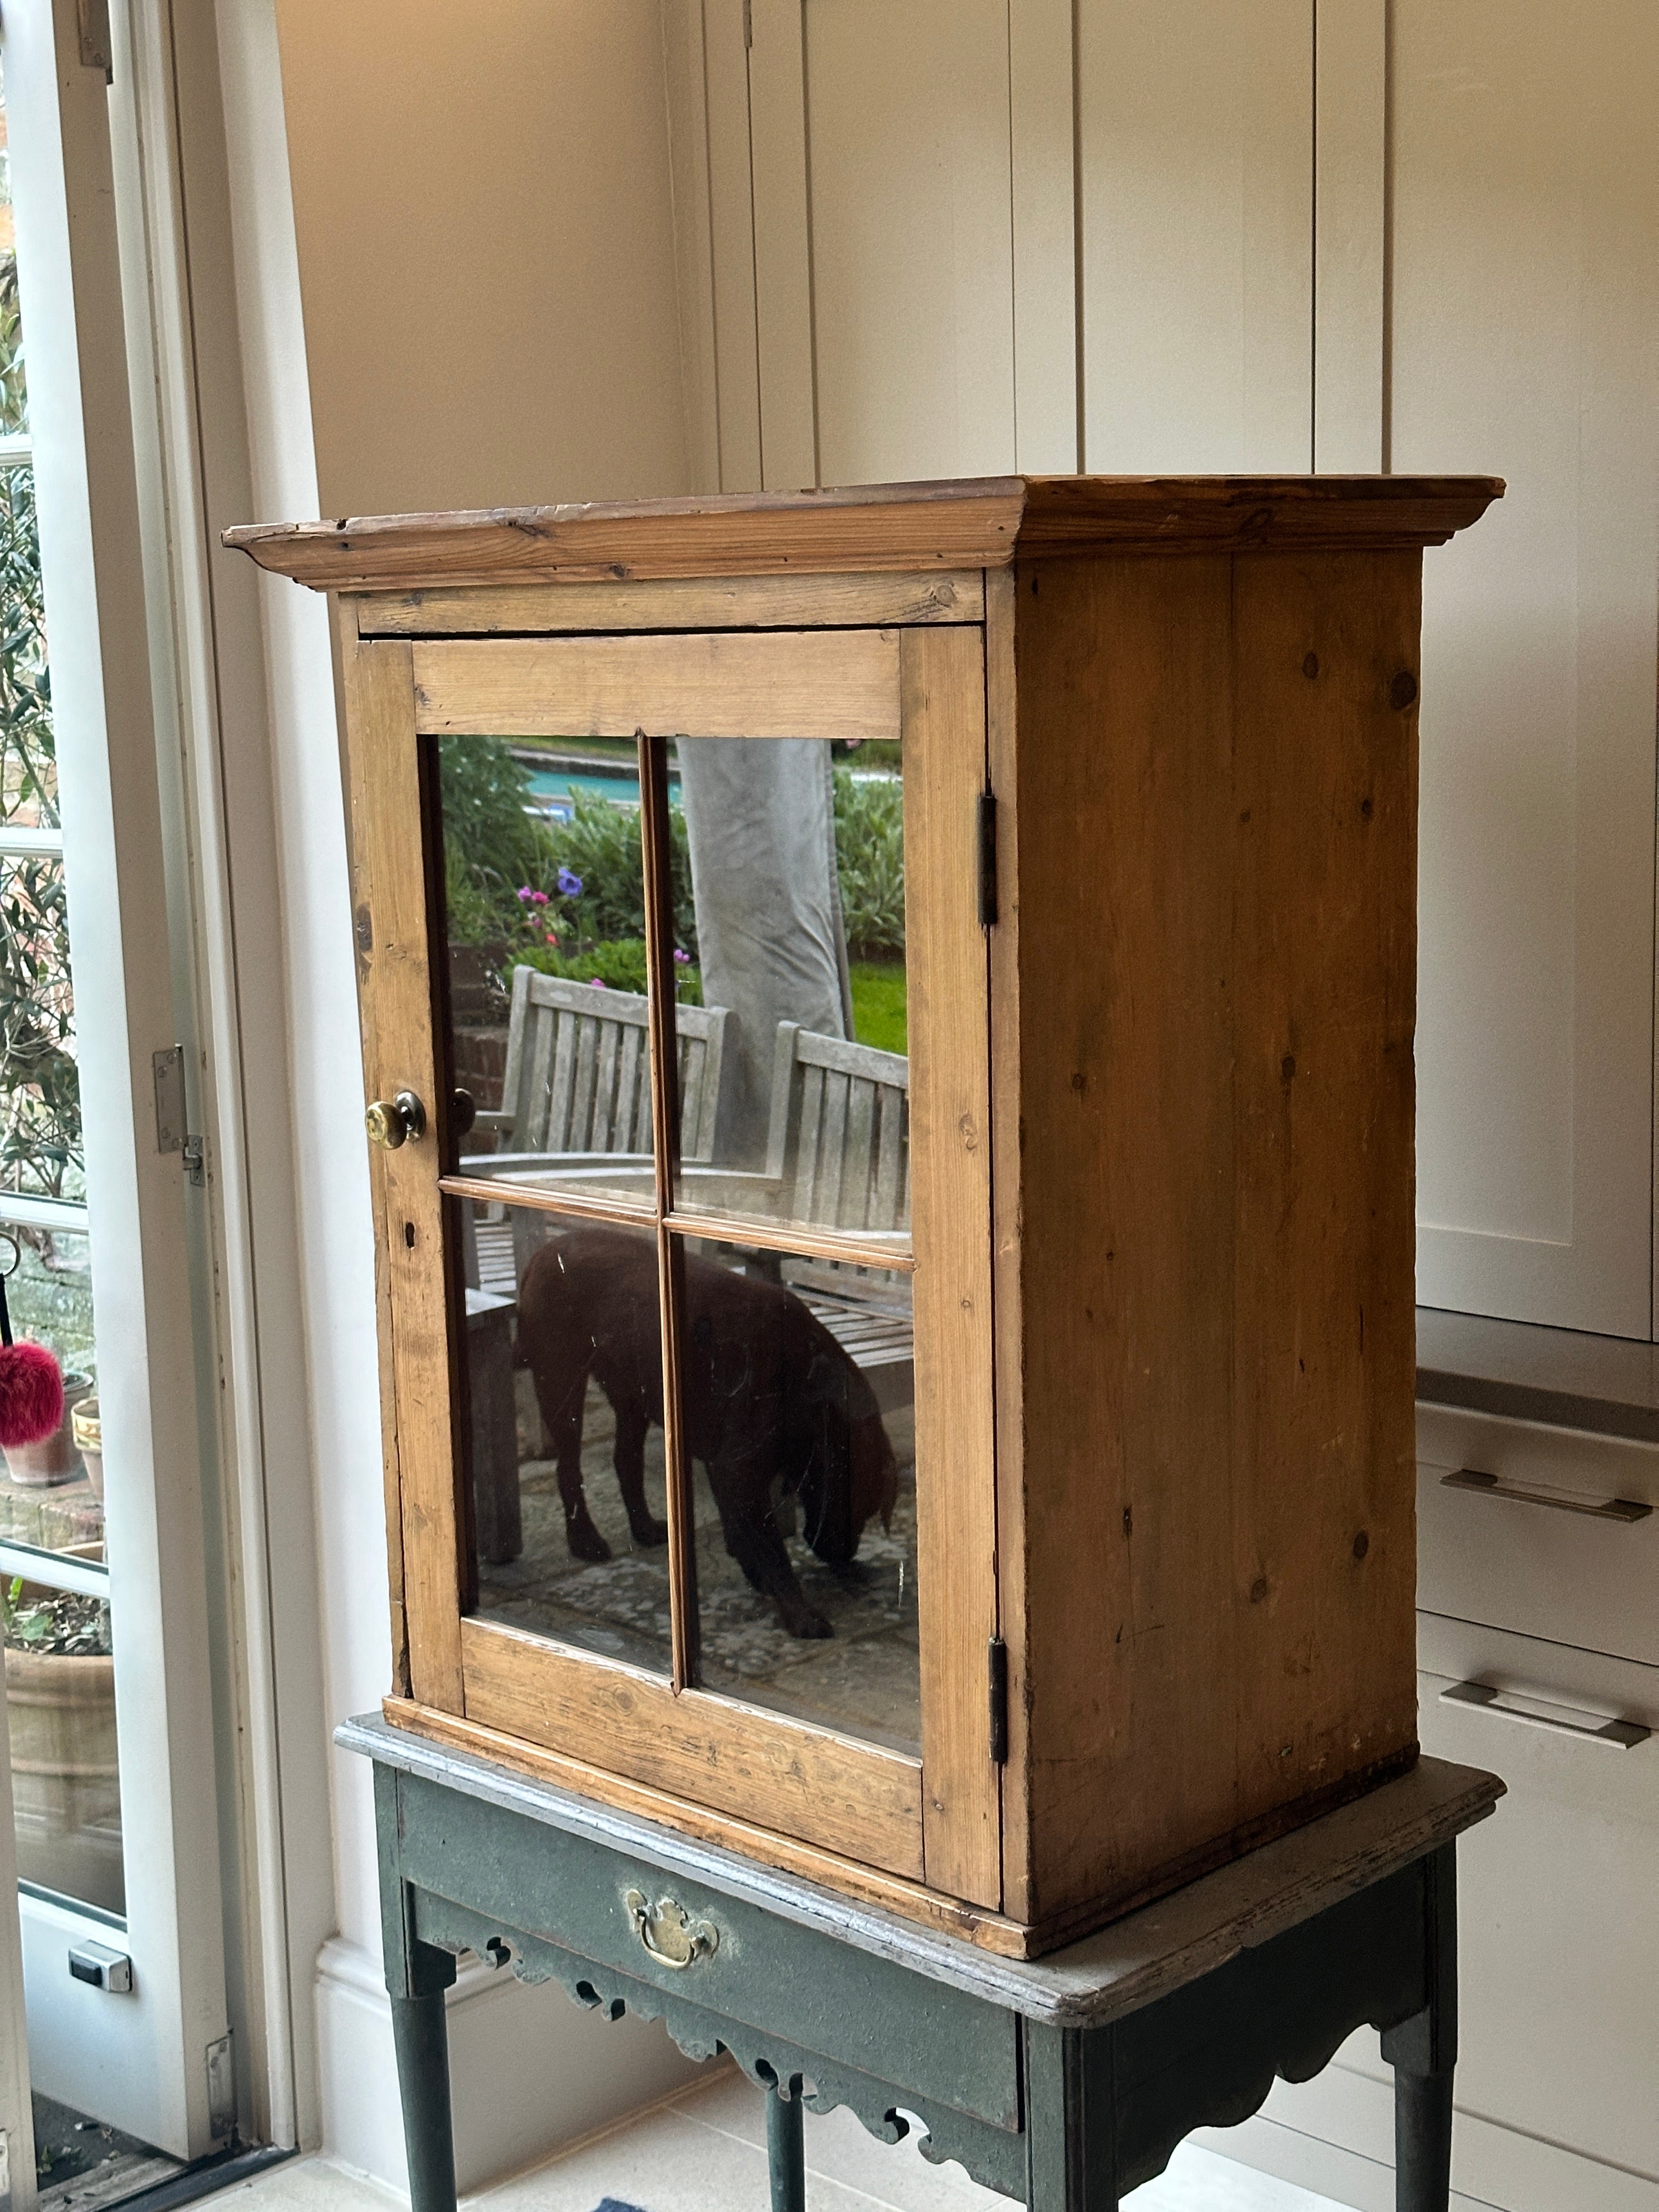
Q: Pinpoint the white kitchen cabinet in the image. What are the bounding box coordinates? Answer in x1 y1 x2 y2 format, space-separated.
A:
1393 2 1659 1338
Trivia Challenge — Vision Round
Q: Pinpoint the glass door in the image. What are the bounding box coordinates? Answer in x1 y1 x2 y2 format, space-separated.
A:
358 616 1002 1907
0 0 230 2164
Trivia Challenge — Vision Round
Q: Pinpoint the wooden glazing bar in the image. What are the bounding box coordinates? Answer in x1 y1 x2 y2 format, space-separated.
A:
664 1209 915 1272
639 731 699 1691
437 1174 656 1225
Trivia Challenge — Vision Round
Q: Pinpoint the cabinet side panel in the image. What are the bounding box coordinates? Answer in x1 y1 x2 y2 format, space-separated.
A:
904 626 1002 1908
1227 549 1420 1820
1013 556 1239 1923
342 630 465 1711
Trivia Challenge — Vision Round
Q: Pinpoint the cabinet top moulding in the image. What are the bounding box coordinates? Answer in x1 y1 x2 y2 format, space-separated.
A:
223 473 1504 595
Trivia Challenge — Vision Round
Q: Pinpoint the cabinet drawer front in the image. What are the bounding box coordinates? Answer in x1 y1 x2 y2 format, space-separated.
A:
1414 1626 1659 2185
1417 1408 1659 1665
392 1770 1020 2131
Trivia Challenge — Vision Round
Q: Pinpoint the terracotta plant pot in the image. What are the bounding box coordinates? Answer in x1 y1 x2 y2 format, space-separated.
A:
4 1370 94 1488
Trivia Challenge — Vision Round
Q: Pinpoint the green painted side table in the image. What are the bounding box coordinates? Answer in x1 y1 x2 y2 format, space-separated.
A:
341 1716 1502 2211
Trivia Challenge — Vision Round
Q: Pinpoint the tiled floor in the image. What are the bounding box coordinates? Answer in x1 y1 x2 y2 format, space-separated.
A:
227 2068 1352 2212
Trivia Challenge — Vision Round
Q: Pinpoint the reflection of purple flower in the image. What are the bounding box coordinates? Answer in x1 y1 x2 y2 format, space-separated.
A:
516 886 534 902
528 889 549 906
673 947 691 966
589 977 605 989
556 867 584 897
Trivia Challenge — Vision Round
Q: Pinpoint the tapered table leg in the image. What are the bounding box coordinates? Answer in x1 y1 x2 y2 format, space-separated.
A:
1381 1844 1458 2212
766 2084 805 2212
391 1985 459 2212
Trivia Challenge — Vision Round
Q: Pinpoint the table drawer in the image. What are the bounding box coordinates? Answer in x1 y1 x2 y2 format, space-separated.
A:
1418 1620 1659 2187
1417 1407 1659 1666
391 1767 1022 2134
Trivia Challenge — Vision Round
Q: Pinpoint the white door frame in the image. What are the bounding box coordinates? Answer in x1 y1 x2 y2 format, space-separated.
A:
3 0 231 2157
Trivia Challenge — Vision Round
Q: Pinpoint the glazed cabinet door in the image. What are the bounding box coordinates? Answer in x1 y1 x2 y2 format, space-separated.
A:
343 613 1001 1909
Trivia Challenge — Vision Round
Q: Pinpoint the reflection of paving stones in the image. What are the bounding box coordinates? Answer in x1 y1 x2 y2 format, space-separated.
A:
477 1384 921 1745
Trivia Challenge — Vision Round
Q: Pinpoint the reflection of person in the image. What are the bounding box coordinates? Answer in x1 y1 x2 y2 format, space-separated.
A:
678 738 853 1165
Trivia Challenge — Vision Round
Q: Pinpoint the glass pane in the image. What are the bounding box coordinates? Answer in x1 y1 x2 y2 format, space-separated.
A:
670 737 909 1244
676 1231 918 1753
0 167 122 1912
459 1199 673 1677
437 733 684 1212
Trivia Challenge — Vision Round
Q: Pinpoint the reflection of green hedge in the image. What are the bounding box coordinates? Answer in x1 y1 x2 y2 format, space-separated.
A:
441 738 909 972
510 938 702 1005
833 771 905 959
439 739 697 957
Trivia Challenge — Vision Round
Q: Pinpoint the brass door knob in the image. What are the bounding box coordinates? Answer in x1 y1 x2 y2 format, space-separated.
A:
365 1090 428 1149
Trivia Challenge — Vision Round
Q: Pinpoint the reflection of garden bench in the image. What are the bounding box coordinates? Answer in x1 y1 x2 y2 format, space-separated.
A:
763 1022 913 1414
464 970 729 1296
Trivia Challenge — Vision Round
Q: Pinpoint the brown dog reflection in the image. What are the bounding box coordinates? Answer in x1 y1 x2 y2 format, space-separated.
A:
516 1225 899 1639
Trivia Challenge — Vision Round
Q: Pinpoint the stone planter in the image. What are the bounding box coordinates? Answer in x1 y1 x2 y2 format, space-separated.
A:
70 1397 101 1500
4 1370 94 1488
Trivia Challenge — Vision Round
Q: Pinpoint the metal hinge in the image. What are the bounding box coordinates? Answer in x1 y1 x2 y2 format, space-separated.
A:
206 2031 235 2140
76 0 113 81
988 1635 1008 1765
978 791 998 927
154 1047 204 1184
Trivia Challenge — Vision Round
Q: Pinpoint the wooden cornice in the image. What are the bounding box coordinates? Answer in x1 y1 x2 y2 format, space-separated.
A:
223 473 1504 594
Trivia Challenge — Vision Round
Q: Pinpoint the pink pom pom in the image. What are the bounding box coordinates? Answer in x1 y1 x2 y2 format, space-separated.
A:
0 1340 64 1448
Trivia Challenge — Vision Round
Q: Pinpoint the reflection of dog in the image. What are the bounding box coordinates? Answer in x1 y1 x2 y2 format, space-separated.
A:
516 1224 899 1639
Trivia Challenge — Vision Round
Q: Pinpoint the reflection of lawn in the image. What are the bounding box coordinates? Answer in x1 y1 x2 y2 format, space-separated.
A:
850 961 907 1054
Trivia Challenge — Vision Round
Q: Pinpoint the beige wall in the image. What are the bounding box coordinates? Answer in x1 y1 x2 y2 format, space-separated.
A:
273 0 690 517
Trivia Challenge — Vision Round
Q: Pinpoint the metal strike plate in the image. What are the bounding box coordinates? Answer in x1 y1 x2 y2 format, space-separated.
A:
624 1888 718 1970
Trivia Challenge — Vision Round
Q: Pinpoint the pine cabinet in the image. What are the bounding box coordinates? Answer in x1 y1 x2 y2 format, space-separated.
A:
229 473 1496 1956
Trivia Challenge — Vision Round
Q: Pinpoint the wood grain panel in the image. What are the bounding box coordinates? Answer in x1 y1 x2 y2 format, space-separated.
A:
903 626 1001 1909
1226 550 1421 1822
410 630 901 740
1012 555 1240 1925
460 1615 924 1878
346 631 464 1710
356 571 984 637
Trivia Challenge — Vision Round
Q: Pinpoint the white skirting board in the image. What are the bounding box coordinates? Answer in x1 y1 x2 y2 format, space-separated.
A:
1195 2055 1659 2212
314 1938 705 2194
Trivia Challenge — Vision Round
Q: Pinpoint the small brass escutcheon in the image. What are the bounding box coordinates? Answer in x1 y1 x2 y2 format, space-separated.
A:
624 1888 718 1970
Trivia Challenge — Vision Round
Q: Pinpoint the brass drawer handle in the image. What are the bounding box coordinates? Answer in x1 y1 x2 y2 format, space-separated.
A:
1441 1679 1651 1750
624 1888 719 1970
1442 1468 1652 1524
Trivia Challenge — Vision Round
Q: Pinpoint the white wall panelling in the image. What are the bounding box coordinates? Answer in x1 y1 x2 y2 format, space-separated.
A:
746 0 817 488
1311 0 1385 470
1010 0 1079 471
1403 3 1659 1336
1076 0 1314 472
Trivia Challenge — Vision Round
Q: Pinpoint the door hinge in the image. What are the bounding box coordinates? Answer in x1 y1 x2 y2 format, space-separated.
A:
76 0 114 82
978 791 998 927
154 1047 204 1184
988 1635 1008 1765
206 2031 235 2140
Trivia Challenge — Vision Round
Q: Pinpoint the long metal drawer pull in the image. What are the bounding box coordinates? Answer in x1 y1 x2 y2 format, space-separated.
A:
1443 1468 1652 1523
1441 1679 1651 1749
624 1888 719 1969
